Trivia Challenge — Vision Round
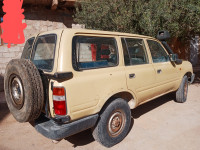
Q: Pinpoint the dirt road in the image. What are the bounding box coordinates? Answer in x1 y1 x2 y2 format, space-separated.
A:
0 84 200 150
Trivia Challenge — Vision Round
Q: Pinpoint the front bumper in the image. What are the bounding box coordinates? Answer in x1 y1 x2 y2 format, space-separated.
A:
34 114 98 140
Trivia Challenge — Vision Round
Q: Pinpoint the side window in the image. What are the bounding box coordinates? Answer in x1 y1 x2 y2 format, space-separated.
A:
121 38 131 66
121 38 149 66
32 34 57 71
147 40 170 63
21 37 35 59
73 36 118 69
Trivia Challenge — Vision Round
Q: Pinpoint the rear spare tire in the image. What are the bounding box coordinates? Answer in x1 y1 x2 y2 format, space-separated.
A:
4 59 44 122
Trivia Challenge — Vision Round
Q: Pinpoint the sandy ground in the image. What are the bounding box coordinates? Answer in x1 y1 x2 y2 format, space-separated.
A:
0 84 200 150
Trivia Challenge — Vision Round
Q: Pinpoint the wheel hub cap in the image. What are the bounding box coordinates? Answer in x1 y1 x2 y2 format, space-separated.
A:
108 110 126 137
10 76 24 109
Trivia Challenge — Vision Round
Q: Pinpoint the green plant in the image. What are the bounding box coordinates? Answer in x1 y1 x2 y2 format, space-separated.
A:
74 0 134 33
74 0 200 40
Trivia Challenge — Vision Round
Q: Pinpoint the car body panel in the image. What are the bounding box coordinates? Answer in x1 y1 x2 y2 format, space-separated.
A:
27 29 194 121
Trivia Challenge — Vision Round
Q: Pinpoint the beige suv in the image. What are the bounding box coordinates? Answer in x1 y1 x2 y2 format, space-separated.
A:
4 29 195 147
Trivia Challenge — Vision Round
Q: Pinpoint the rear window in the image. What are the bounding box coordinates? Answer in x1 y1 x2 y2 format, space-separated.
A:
21 37 35 59
72 36 118 70
32 34 57 71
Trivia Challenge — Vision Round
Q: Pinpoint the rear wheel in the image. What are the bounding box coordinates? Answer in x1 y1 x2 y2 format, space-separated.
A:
92 98 131 147
175 75 188 103
4 59 44 122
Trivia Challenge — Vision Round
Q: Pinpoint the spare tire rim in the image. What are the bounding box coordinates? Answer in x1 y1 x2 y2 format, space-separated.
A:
107 109 126 137
9 75 24 109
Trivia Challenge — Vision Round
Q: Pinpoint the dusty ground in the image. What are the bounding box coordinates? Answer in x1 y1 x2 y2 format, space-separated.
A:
0 84 200 150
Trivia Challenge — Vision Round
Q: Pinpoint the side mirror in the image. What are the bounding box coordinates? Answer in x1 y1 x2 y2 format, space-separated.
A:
175 59 182 65
169 54 182 65
170 54 178 62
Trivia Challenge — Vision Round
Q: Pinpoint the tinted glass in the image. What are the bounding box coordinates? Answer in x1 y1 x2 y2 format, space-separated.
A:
147 40 170 63
73 36 118 69
32 34 56 71
21 37 35 59
122 38 148 65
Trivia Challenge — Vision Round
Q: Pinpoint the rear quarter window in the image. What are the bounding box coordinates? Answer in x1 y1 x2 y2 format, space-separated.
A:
32 34 57 71
21 37 35 59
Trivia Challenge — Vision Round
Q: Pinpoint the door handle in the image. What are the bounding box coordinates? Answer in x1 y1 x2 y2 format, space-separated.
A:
157 69 162 74
129 73 136 79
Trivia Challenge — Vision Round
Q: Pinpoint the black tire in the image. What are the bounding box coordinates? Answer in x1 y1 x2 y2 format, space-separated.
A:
4 59 44 122
92 98 131 147
175 75 188 103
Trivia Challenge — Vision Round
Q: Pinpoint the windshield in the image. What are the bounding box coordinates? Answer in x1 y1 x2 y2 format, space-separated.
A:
32 34 57 72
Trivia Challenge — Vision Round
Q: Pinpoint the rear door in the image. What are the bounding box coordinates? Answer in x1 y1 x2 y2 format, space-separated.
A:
65 35 127 116
146 39 179 96
121 37 156 104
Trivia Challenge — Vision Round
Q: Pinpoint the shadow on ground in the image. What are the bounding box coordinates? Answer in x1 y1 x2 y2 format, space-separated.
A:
64 94 172 147
64 129 95 148
64 118 135 148
0 74 4 92
0 75 10 123
132 94 172 119
0 102 9 123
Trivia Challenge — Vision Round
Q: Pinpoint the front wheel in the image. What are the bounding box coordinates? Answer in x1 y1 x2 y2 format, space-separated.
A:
92 98 131 147
175 75 188 103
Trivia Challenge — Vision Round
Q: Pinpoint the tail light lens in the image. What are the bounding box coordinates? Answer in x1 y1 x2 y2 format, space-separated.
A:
53 87 67 115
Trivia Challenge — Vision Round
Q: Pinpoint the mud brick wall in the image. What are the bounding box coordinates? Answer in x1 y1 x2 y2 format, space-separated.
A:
0 6 81 91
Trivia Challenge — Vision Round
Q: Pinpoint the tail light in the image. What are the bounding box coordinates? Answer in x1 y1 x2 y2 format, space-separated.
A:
53 87 67 115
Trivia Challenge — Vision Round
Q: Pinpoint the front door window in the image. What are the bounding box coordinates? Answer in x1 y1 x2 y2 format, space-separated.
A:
147 40 170 63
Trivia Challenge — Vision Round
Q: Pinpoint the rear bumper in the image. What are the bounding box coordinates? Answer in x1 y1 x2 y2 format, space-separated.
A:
34 114 98 140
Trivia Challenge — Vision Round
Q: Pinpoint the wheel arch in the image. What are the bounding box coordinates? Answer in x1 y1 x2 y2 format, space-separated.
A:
98 91 137 115
184 72 192 82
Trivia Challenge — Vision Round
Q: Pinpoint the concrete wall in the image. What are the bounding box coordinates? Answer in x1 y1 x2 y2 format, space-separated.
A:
0 6 77 91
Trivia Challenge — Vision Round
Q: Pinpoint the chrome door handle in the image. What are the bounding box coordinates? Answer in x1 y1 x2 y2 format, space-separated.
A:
129 73 135 79
157 69 162 74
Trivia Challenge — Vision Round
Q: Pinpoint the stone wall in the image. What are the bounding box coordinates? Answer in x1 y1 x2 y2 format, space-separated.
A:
0 6 77 91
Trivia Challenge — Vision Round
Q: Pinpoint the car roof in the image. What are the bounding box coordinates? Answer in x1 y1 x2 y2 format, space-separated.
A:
38 28 155 40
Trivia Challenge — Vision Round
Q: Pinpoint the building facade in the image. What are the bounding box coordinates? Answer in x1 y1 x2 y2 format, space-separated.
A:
0 0 81 91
